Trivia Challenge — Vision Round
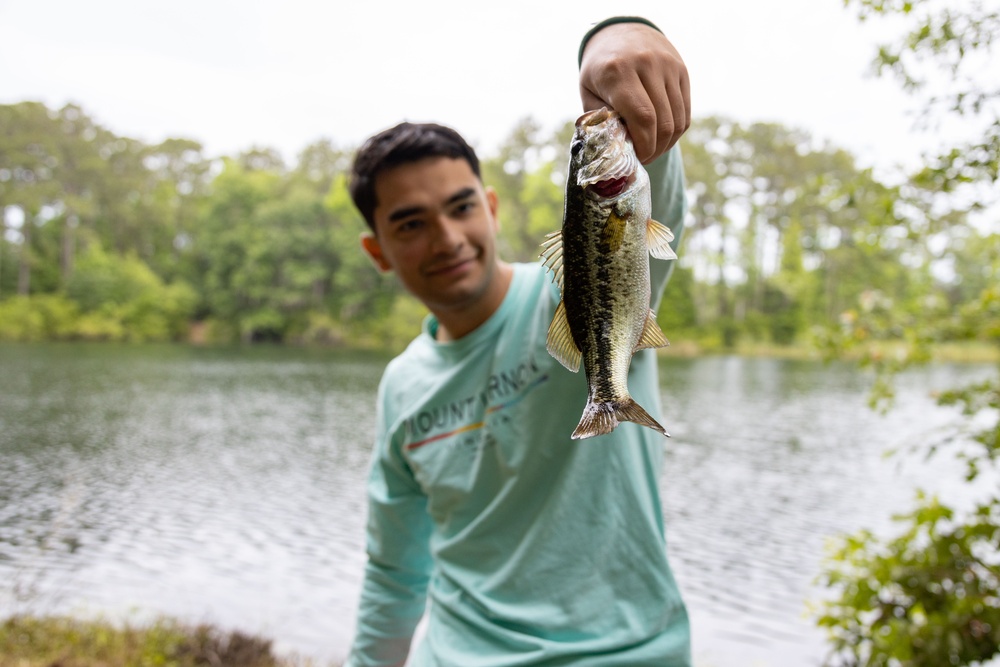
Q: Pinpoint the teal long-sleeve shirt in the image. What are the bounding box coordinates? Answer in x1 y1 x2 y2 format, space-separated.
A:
345 147 691 667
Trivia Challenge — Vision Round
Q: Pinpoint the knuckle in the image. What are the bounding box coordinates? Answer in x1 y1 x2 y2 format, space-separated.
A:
630 104 657 127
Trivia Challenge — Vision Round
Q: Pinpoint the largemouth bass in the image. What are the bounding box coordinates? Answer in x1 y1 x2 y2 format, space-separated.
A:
541 107 677 440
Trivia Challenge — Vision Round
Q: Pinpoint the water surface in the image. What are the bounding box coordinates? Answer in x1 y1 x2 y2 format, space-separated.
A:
0 343 994 666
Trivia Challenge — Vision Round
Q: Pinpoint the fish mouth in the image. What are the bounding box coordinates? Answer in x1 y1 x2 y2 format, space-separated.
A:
589 175 630 198
577 107 613 128
578 150 637 196
574 108 637 197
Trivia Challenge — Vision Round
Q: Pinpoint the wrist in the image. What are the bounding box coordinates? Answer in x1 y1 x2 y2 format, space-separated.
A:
578 16 663 66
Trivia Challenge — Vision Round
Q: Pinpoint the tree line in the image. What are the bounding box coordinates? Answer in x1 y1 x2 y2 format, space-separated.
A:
1 100 993 352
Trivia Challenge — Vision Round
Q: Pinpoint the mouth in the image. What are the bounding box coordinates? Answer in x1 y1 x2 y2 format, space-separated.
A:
425 256 476 277
589 176 630 198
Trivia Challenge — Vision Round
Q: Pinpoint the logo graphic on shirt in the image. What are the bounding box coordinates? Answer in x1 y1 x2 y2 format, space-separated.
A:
404 355 548 450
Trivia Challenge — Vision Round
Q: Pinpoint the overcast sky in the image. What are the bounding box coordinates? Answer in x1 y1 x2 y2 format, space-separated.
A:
0 0 947 173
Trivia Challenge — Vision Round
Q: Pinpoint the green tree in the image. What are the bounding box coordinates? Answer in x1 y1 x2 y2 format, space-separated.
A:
139 137 212 282
817 2 1000 665
291 138 352 196
192 156 341 342
0 102 62 296
65 244 196 341
483 117 571 262
678 116 908 347
326 173 400 336
678 117 737 342
657 262 698 336
192 158 282 336
0 102 198 297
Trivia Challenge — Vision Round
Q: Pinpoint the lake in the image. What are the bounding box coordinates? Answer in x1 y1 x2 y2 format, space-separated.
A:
0 343 995 666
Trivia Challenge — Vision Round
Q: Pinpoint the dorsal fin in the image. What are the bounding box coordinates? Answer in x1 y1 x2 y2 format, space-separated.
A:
539 230 564 291
647 218 677 260
546 300 581 372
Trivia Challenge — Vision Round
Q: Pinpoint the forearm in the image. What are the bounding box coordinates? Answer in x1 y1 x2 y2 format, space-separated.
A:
647 144 686 310
347 560 429 667
347 412 434 667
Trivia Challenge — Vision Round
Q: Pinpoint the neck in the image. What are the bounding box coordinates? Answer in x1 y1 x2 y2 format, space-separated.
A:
434 261 514 342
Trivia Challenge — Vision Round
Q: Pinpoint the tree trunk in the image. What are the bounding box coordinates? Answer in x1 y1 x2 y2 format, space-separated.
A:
17 214 31 296
0 205 5 298
62 215 76 284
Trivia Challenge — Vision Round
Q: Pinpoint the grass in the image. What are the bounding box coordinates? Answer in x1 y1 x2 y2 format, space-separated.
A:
0 615 340 667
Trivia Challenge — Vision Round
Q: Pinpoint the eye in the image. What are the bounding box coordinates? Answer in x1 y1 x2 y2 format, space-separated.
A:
396 218 423 233
451 201 476 217
570 140 584 156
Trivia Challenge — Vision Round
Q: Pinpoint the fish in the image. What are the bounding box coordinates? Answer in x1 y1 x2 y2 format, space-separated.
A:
540 107 677 440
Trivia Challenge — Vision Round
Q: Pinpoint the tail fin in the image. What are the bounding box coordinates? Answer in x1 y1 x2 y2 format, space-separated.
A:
571 397 670 440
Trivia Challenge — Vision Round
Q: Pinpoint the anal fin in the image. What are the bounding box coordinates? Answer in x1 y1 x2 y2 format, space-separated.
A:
635 308 670 351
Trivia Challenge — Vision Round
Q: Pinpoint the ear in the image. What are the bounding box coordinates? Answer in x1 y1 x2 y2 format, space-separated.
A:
485 186 500 231
360 232 393 273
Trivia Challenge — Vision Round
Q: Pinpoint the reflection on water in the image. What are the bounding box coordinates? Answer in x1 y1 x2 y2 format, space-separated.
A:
0 344 995 666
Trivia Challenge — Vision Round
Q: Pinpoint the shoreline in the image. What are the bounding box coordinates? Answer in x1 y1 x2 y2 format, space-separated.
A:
0 614 342 667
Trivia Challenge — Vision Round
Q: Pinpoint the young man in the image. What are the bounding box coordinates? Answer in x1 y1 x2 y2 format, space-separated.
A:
346 17 692 667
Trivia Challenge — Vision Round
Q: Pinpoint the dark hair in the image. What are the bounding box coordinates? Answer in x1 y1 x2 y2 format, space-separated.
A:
349 122 481 230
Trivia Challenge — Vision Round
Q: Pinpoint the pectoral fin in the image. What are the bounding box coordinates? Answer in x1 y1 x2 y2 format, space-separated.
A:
635 309 670 351
602 211 628 253
646 218 677 260
546 300 581 372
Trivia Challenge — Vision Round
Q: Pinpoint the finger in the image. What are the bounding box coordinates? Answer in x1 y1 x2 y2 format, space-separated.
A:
583 71 656 162
612 74 659 163
680 67 692 133
664 71 691 151
579 86 607 113
637 69 675 161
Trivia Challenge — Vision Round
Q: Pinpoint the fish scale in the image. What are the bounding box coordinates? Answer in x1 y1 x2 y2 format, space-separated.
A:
541 107 678 440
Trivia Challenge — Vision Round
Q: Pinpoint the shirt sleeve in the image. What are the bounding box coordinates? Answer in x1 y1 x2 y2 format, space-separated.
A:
646 144 687 312
346 383 434 667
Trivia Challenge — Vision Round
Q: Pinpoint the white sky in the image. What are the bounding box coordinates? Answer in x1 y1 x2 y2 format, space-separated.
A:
0 0 952 174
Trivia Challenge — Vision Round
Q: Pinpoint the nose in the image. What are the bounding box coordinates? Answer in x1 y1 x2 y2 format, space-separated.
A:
429 215 464 254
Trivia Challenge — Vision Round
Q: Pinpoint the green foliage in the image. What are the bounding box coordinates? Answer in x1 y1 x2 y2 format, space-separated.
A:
936 378 1000 482
658 263 698 335
380 293 430 351
0 294 78 341
817 2 1000 665
483 118 572 262
65 246 196 342
818 493 1000 667
325 174 399 329
677 116 914 348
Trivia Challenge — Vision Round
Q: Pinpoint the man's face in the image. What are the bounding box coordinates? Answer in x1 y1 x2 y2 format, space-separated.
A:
361 157 503 319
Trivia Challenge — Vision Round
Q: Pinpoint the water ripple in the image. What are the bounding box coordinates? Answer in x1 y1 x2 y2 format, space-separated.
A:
0 345 994 666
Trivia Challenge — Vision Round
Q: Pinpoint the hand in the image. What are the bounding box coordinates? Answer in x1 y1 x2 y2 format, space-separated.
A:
579 22 691 163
